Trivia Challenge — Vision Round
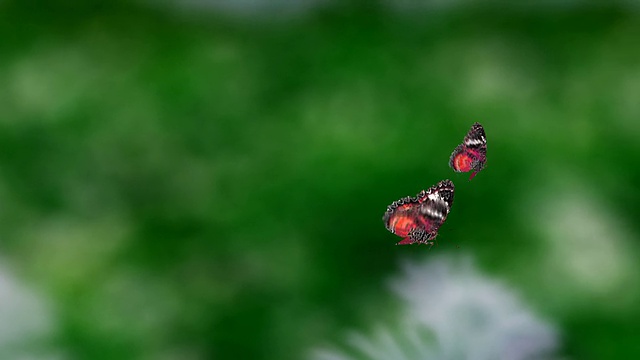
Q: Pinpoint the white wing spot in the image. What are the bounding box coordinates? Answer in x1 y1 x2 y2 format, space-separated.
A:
465 138 484 146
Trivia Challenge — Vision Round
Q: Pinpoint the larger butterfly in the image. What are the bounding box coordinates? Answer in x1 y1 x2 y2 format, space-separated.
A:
382 179 455 246
449 122 487 180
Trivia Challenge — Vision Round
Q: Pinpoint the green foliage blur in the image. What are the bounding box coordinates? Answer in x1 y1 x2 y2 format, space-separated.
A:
0 1 639 359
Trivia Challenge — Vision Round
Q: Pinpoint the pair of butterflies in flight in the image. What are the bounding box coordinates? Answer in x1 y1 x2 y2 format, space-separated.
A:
383 122 487 246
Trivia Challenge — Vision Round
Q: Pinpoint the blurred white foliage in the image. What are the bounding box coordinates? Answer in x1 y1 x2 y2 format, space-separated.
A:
310 254 560 360
524 174 640 313
0 263 65 360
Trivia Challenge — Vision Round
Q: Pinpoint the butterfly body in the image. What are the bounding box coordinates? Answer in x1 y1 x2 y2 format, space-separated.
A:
383 179 455 246
449 122 487 180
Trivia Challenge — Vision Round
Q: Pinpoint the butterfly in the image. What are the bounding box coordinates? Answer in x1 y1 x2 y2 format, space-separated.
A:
449 122 487 180
382 179 455 246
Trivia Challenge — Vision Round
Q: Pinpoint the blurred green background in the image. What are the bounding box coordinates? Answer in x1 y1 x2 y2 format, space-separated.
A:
1 1 639 359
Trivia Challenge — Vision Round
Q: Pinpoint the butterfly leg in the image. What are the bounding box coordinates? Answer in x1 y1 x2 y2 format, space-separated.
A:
424 232 438 250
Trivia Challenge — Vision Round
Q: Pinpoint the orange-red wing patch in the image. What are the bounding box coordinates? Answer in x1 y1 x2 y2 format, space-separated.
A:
452 153 474 172
396 237 414 245
387 213 417 238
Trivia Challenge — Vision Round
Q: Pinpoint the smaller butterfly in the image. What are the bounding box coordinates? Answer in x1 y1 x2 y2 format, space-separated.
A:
449 122 487 180
382 179 455 246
